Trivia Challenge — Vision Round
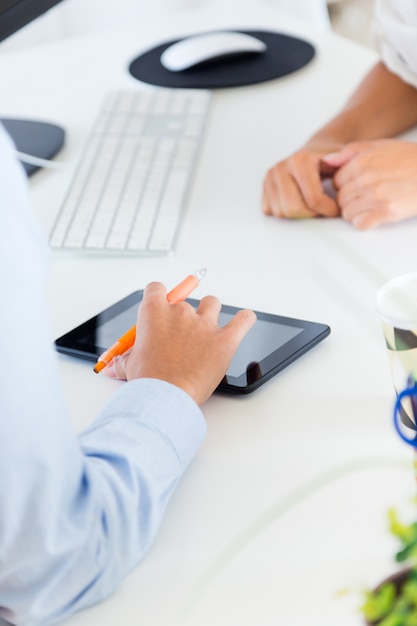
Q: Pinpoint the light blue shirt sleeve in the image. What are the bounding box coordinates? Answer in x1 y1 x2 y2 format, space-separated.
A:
0 125 206 626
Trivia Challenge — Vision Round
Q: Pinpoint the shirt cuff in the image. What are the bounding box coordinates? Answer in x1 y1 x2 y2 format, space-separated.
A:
88 377 207 470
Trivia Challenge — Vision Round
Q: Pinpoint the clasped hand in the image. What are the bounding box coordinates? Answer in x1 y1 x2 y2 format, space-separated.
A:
263 139 417 229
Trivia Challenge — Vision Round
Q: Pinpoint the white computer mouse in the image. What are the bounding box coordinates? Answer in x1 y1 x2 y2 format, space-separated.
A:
160 31 267 72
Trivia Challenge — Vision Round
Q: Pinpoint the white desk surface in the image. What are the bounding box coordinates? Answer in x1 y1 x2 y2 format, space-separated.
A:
2 3 417 625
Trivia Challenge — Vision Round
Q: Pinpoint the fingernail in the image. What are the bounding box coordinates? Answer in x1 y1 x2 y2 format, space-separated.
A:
352 215 366 229
322 152 339 162
102 356 120 378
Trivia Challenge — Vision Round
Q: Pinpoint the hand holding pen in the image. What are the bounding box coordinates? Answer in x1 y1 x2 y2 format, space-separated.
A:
94 268 207 373
96 270 256 405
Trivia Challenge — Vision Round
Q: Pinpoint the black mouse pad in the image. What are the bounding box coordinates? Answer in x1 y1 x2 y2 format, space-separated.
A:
128 29 315 89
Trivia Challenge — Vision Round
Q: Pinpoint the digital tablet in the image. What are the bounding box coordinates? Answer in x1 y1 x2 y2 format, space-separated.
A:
54 291 330 394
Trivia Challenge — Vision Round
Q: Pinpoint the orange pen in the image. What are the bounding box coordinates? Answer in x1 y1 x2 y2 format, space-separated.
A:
93 268 207 373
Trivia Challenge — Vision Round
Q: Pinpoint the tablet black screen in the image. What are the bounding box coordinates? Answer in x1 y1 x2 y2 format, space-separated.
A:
55 291 330 393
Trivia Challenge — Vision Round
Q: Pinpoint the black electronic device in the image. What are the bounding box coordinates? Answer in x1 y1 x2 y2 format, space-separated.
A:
55 291 330 394
0 0 66 176
0 0 64 41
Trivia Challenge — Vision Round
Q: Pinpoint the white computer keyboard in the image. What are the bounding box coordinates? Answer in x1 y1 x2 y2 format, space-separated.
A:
49 88 212 255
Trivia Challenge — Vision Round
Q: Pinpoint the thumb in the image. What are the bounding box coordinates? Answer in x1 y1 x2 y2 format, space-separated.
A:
102 348 132 380
321 144 360 169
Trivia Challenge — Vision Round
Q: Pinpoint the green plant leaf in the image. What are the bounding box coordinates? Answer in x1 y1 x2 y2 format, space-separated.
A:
379 613 408 626
389 510 417 545
405 610 417 626
362 583 396 621
403 580 417 607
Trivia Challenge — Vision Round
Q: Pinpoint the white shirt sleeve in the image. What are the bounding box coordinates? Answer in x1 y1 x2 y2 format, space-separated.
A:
0 124 206 626
372 0 417 88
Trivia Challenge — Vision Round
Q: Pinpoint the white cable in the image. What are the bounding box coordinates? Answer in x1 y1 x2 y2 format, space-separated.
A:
15 150 64 170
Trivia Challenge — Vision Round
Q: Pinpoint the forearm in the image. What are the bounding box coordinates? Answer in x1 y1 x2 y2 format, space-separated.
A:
0 379 205 626
306 61 417 149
